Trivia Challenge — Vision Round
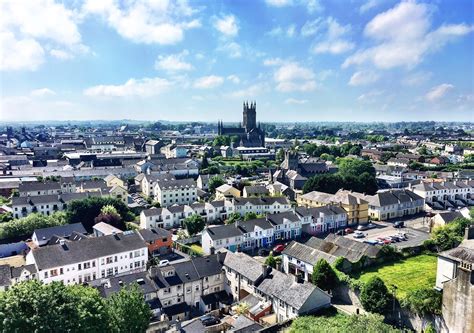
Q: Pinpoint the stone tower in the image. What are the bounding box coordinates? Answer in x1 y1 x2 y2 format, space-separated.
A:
242 101 256 132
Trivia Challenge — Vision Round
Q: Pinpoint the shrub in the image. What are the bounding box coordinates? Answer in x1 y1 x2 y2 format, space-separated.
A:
401 288 442 315
312 259 339 291
360 276 391 314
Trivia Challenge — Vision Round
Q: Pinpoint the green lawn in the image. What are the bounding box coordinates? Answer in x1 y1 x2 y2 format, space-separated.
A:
350 254 437 300
189 243 204 256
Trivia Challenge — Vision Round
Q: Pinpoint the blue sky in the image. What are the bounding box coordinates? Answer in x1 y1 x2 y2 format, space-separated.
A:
1 0 473 122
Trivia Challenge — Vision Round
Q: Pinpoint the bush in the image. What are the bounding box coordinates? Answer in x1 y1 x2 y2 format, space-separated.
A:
401 288 442 315
183 214 205 236
0 212 67 240
312 259 339 291
360 276 391 314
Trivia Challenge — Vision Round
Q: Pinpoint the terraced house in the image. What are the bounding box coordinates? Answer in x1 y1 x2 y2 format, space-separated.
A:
410 180 474 210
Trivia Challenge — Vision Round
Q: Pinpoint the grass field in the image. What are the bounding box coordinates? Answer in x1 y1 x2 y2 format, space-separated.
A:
350 254 437 300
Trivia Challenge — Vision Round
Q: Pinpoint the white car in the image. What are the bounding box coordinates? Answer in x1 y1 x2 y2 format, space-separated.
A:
353 231 365 238
158 260 170 267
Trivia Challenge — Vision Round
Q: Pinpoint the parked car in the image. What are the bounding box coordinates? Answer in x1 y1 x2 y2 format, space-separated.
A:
356 225 368 231
364 240 379 246
344 228 354 234
336 230 345 236
202 316 220 327
353 231 365 238
158 260 170 267
273 244 286 253
367 223 377 229
258 248 270 256
387 236 400 242
393 221 405 228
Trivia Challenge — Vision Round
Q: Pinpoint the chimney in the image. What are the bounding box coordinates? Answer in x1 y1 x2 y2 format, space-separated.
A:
465 225 474 240
261 264 269 278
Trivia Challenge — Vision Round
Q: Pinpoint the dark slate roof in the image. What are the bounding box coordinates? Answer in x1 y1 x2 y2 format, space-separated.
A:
157 178 196 190
163 302 191 317
10 264 37 278
191 253 225 278
138 228 170 242
266 211 301 225
167 205 188 213
237 218 274 232
437 211 464 224
440 239 474 263
92 271 159 298
31 230 146 270
19 181 61 192
295 205 346 218
34 223 87 243
12 192 101 206
204 225 244 240
200 290 232 306
282 241 338 265
244 185 270 195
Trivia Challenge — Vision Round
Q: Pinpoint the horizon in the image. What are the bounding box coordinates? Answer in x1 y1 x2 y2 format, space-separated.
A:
1 0 473 122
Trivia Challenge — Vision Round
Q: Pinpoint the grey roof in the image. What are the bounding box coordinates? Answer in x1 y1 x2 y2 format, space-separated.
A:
19 181 61 192
256 268 318 310
31 230 146 270
204 225 244 240
282 241 339 265
10 264 37 278
92 271 159 298
304 235 380 262
0 265 12 287
440 239 474 263
34 223 87 242
237 218 274 232
156 178 196 190
267 211 301 225
295 205 346 218
223 251 263 282
12 192 101 206
436 211 464 224
138 228 170 242
244 185 270 195
141 207 164 217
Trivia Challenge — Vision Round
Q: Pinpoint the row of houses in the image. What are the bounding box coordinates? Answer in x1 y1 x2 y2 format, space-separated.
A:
201 206 348 255
410 180 474 210
140 196 292 230
298 188 425 222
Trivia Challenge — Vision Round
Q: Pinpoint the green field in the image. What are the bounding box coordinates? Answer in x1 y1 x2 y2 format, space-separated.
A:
350 254 437 300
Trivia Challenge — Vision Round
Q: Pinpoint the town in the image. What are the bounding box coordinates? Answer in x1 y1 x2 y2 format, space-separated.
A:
0 103 473 332
1 0 473 332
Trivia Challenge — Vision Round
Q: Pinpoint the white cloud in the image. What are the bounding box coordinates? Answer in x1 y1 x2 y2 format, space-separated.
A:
83 0 200 45
31 88 56 97
425 83 454 102
155 50 193 72
402 71 433 86
228 83 268 98
213 14 239 37
227 75 240 84
348 71 379 86
218 42 242 58
301 19 322 37
285 98 308 104
1 0 87 70
50 49 73 60
343 1 474 69
263 57 286 66
84 77 172 97
310 17 355 54
359 0 379 14
274 62 317 92
194 75 224 89
357 90 383 103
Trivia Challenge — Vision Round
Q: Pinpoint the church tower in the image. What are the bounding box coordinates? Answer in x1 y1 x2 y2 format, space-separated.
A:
242 101 256 132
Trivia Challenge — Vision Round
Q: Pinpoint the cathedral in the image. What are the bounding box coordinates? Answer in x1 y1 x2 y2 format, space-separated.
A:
217 101 265 147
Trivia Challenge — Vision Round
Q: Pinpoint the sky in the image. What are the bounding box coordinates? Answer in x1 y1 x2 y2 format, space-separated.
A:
0 0 473 123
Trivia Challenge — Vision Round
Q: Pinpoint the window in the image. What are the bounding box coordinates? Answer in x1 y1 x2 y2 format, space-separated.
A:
134 261 140 268
78 263 82 270
106 257 113 264
50 269 58 277
59 268 63 275
107 268 113 276
186 287 191 293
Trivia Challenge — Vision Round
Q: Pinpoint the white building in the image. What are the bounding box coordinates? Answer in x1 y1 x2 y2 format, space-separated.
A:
26 230 148 285
410 180 474 210
153 178 197 207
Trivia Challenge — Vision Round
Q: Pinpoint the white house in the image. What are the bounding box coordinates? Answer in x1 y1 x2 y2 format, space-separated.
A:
153 178 197 207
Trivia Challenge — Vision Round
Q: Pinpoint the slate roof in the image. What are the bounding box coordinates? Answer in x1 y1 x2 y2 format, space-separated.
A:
440 239 474 263
93 271 159 298
12 192 101 206
157 178 196 190
11 264 37 278
0 265 12 287
295 205 346 218
223 251 263 282
141 207 164 217
19 181 61 192
204 225 244 240
34 223 87 243
283 241 338 265
138 228 170 242
267 211 301 225
31 230 146 270
436 211 464 224
256 267 318 310
244 185 270 195
232 196 290 206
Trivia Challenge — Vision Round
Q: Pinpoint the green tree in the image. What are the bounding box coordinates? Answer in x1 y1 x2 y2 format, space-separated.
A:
183 214 205 235
265 254 277 268
66 196 133 232
311 259 339 291
244 212 258 221
360 276 391 314
68 284 110 332
225 212 241 224
208 176 225 194
338 158 375 178
107 284 151 333
0 212 67 240
94 204 124 231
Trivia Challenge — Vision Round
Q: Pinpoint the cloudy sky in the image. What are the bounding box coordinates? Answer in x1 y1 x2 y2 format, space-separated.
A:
0 0 473 122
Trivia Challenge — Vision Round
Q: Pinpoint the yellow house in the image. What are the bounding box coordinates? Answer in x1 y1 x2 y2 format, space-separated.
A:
108 185 128 204
215 184 241 201
297 189 369 226
104 174 125 188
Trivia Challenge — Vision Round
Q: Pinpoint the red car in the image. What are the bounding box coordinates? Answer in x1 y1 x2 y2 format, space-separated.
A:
273 244 285 253
344 228 354 234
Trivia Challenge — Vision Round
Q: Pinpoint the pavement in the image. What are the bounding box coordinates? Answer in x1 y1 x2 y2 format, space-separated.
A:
345 221 430 249
332 303 367 315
